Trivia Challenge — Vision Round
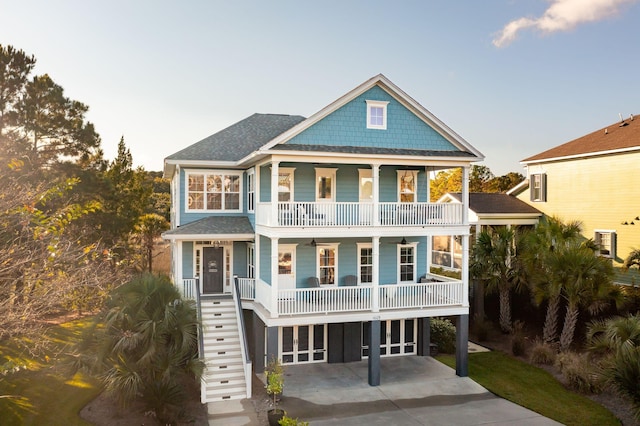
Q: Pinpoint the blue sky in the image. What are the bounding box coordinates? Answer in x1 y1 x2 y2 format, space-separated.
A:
1 0 638 175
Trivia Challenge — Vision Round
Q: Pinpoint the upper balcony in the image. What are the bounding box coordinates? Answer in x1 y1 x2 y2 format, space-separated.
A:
256 201 463 228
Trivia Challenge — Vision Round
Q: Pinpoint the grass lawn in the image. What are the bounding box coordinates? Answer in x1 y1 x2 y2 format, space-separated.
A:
0 318 101 426
437 351 620 426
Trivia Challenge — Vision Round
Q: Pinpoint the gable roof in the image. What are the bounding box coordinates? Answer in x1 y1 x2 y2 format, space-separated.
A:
162 216 254 240
446 192 541 215
254 74 484 162
522 114 640 164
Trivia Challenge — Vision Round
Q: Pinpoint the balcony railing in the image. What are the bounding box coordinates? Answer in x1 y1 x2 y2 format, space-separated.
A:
180 278 464 317
256 202 463 227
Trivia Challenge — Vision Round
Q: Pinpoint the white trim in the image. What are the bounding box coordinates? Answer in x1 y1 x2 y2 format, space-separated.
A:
162 233 254 241
184 169 243 213
366 100 389 130
316 243 339 286
397 242 418 284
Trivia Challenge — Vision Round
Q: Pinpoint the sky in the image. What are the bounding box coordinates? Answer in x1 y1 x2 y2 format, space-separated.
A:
1 0 638 176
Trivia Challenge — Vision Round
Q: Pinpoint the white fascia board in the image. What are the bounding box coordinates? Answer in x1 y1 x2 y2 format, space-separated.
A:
521 145 640 167
161 233 255 241
164 159 238 171
506 179 529 196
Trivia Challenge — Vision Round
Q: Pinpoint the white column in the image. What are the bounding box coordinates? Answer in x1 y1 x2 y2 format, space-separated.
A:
271 237 279 317
271 162 279 226
255 234 261 289
462 166 469 225
462 234 470 307
372 164 380 226
372 235 380 312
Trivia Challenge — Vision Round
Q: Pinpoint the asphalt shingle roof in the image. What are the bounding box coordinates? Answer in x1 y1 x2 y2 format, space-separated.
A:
165 113 306 162
449 192 542 215
522 114 640 163
163 216 254 236
271 144 476 158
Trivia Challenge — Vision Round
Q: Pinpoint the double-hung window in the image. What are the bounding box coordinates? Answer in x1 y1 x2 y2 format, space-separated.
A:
398 243 417 283
398 170 417 203
530 173 547 202
247 169 255 212
186 171 242 211
318 245 338 285
357 243 373 284
366 100 389 130
595 230 616 259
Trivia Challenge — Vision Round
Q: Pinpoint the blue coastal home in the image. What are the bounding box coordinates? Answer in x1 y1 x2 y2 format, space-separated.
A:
162 74 484 403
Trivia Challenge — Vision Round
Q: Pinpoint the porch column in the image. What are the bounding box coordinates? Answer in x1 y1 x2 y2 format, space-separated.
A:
255 234 261 291
418 317 431 356
266 326 279 365
271 237 279 318
371 235 380 313
368 318 381 386
455 314 469 377
271 161 279 226
462 166 469 225
462 233 470 308
372 164 380 226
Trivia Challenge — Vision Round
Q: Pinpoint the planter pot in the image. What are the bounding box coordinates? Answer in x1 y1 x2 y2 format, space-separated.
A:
268 408 285 426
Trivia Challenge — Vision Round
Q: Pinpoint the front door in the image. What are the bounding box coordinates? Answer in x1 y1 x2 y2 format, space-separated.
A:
202 247 224 294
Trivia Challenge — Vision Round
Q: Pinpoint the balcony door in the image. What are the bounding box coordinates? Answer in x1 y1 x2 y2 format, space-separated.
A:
359 169 373 225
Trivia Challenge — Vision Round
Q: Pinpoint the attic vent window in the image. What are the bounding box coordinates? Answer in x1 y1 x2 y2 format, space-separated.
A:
366 100 389 130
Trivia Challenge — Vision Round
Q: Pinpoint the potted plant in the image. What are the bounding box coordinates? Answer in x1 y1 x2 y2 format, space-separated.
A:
265 356 285 426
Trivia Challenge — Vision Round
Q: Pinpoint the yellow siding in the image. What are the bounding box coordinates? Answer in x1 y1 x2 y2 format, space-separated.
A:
517 151 640 267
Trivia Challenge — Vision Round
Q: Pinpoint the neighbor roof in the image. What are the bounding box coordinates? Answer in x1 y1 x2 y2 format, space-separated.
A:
448 192 542 215
162 216 254 240
165 113 306 162
522 114 640 163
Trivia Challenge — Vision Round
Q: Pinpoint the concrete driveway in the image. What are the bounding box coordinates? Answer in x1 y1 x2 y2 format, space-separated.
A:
277 356 560 426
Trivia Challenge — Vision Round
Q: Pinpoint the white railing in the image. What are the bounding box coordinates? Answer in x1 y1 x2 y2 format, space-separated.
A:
232 277 252 399
256 201 463 227
181 278 199 300
237 277 256 300
378 282 464 310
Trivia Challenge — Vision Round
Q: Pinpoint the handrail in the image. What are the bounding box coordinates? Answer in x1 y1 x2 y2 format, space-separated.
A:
233 276 252 398
193 279 204 361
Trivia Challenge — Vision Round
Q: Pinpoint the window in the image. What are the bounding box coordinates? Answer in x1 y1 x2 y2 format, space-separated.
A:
318 246 337 285
186 171 242 211
595 230 616 258
357 243 373 284
530 173 547 202
247 244 255 279
247 169 255 212
366 100 389 130
278 169 294 202
398 244 416 283
397 170 417 203
315 168 337 201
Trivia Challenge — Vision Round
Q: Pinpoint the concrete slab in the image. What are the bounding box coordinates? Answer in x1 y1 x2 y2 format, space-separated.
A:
278 356 561 426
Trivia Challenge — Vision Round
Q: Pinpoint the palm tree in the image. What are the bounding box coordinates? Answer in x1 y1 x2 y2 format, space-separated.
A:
554 243 620 351
74 274 203 422
470 226 517 333
522 217 583 343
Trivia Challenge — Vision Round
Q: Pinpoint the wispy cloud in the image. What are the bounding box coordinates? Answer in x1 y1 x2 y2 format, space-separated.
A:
493 0 638 48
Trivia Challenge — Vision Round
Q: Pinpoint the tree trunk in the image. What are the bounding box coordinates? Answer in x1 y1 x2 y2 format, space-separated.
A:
560 304 579 351
499 288 512 333
543 294 560 343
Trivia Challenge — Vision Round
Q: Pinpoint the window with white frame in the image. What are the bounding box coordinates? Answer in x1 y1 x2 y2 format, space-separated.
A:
366 100 389 130
398 170 417 203
247 243 255 278
357 243 373 284
247 169 255 212
398 243 416 283
186 171 241 211
318 245 337 285
595 230 616 258
530 173 547 202
315 168 337 201
278 169 294 202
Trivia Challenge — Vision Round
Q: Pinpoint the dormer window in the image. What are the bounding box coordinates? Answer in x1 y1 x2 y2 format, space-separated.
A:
366 100 389 130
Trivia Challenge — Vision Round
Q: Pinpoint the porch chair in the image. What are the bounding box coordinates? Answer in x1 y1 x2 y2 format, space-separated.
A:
343 274 359 301
306 277 322 303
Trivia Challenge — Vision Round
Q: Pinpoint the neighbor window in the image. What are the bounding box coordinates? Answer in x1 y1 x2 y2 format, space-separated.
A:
187 171 241 211
366 100 389 130
595 230 616 259
530 173 547 202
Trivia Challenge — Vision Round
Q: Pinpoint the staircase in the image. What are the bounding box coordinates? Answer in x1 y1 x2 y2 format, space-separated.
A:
199 296 248 402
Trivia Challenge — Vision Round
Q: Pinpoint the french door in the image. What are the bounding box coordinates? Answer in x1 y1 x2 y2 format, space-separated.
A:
362 319 417 357
280 324 327 364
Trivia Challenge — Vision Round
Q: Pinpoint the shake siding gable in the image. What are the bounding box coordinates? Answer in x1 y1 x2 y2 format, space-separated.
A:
284 86 457 152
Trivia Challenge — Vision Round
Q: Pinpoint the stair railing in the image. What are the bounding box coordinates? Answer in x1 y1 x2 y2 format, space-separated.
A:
233 276 252 398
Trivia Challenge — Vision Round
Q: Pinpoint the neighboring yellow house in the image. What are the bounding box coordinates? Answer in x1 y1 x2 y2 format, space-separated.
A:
509 114 640 285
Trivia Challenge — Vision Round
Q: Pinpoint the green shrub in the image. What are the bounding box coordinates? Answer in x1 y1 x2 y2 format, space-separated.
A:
280 415 309 426
556 352 604 394
431 317 456 354
471 315 492 342
529 339 556 365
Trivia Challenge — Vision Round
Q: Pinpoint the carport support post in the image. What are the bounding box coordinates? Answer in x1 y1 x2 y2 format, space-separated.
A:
368 319 381 386
455 314 469 377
